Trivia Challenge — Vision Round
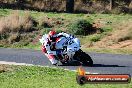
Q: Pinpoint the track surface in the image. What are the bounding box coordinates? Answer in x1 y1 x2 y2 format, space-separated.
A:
0 48 132 75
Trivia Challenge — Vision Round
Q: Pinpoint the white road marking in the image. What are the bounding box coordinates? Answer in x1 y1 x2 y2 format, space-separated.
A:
70 69 99 74
0 61 34 66
0 61 99 74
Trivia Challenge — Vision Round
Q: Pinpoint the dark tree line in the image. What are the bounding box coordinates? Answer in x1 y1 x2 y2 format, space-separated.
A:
0 0 131 13
109 0 132 10
66 0 74 13
66 0 132 12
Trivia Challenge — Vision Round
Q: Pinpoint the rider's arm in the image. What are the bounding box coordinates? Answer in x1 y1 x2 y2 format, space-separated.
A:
45 43 57 55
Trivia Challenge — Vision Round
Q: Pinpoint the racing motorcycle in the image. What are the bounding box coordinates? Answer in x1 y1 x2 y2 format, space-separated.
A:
39 33 93 66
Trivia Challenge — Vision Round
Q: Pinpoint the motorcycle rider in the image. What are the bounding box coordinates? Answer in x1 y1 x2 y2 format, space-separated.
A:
41 30 57 65
41 30 63 65
41 30 80 65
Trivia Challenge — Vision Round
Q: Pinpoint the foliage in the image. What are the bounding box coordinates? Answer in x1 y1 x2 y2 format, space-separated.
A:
68 19 94 35
0 11 37 34
118 29 132 42
89 34 102 42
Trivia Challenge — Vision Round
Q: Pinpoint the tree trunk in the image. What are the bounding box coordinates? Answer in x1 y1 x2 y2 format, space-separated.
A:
109 0 113 10
129 1 132 8
66 0 74 13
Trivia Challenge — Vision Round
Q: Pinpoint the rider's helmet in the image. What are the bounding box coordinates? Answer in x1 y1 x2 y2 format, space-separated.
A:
49 30 56 37
48 30 56 41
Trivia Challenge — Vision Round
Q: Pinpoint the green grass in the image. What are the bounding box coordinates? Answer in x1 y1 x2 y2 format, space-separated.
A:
79 32 107 44
1 9 132 23
0 65 131 88
0 8 132 54
82 48 132 55
0 9 11 17
23 43 41 50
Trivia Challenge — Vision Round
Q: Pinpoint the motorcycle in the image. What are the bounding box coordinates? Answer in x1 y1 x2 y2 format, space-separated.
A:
39 33 93 66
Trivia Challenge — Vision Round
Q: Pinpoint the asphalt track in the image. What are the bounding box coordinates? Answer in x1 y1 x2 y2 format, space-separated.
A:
0 48 132 75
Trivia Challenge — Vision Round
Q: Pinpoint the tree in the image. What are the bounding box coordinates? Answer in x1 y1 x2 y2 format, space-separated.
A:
129 0 132 8
109 0 114 10
66 0 74 13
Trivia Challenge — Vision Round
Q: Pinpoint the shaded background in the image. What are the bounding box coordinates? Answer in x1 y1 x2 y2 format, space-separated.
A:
0 0 131 14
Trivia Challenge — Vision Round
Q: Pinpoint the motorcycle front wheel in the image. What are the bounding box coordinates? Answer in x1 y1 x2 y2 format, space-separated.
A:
74 49 93 66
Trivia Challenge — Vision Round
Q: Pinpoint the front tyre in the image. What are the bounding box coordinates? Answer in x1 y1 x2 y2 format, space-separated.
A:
74 49 93 66
81 53 93 66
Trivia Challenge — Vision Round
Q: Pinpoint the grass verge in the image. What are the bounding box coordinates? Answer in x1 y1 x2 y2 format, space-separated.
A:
0 65 131 88
82 48 132 55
